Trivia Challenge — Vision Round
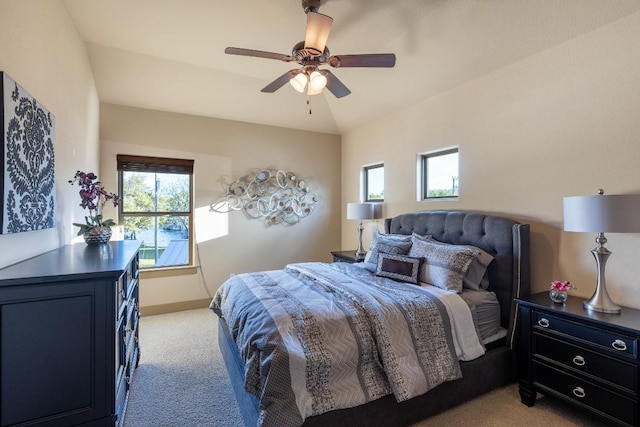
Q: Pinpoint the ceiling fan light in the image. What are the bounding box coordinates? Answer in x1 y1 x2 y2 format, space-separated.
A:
307 85 323 96
289 72 308 93
304 12 333 56
309 70 327 92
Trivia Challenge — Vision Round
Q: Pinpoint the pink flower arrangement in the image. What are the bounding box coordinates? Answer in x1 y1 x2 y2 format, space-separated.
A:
550 280 574 291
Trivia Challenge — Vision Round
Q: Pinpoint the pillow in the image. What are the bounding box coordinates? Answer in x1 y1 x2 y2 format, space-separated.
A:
412 234 494 291
363 231 412 272
375 253 422 284
408 236 477 292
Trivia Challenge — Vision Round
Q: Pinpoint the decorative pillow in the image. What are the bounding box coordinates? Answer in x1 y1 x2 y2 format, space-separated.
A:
363 231 412 272
375 253 422 284
412 234 494 291
408 236 477 292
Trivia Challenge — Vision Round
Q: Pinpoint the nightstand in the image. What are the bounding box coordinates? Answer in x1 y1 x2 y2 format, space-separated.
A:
517 292 640 426
330 250 364 263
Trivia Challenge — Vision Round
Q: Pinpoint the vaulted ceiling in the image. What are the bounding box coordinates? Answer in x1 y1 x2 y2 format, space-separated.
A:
64 0 640 135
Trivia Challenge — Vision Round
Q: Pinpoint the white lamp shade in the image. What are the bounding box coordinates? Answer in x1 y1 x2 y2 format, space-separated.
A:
308 71 327 91
563 194 640 233
347 203 375 220
289 72 307 93
304 12 333 55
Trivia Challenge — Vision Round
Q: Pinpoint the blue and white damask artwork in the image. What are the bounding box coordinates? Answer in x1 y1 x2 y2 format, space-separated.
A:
1 72 55 234
210 169 318 226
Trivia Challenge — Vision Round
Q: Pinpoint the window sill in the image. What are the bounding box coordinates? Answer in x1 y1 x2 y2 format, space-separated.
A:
140 265 198 279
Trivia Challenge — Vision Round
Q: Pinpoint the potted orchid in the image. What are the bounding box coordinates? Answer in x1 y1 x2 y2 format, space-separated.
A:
69 170 119 244
549 280 576 304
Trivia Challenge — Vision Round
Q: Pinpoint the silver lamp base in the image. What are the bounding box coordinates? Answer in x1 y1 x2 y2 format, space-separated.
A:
355 220 366 260
583 237 621 314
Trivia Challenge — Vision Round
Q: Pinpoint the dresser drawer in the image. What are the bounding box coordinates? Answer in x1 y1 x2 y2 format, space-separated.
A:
115 372 128 424
534 362 637 426
533 310 637 358
534 333 637 393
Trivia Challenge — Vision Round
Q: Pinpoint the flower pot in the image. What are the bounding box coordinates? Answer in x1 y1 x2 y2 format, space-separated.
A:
549 288 568 304
83 226 112 245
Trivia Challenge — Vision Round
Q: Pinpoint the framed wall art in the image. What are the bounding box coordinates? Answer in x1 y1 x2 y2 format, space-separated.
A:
1 72 55 234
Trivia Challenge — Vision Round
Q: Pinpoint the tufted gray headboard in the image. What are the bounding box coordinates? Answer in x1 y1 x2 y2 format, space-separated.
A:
385 210 530 348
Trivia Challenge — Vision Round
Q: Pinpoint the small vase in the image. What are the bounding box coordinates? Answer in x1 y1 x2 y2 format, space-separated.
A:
83 226 112 245
549 288 568 304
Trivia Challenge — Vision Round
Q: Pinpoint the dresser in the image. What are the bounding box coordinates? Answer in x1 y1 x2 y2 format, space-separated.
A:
517 292 640 427
0 240 141 427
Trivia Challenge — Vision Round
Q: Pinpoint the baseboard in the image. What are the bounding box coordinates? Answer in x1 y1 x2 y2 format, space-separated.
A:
140 298 211 316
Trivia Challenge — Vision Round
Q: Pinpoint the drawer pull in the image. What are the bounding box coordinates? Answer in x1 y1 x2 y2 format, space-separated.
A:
572 355 586 366
572 386 586 398
612 339 627 351
537 318 550 328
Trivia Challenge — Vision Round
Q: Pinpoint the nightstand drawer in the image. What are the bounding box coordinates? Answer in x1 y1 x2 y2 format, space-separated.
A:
535 362 637 426
533 310 637 358
534 333 637 393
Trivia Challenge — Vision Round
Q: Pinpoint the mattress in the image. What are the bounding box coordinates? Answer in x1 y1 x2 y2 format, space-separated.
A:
459 289 503 343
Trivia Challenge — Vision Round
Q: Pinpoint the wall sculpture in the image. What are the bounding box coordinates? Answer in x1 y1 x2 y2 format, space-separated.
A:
210 169 318 225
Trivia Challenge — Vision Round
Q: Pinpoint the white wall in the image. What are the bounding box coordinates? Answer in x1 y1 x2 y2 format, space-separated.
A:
342 12 640 308
99 104 341 309
0 0 100 267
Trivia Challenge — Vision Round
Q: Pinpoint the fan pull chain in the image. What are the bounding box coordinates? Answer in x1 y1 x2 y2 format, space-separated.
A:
307 96 312 115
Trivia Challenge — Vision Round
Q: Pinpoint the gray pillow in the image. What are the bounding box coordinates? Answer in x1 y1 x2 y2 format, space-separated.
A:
408 236 477 292
363 231 412 272
412 234 494 291
375 253 422 284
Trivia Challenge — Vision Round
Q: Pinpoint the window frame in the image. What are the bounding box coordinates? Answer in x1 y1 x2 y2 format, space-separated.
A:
363 163 384 202
419 148 459 201
117 154 195 270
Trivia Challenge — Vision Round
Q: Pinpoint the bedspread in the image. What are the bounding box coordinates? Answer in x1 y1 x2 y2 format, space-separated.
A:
210 262 478 427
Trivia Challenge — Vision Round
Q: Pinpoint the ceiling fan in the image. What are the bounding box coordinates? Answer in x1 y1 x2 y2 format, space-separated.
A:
225 0 396 99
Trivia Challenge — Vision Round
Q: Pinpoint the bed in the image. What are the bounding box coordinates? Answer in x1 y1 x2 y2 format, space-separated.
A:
211 210 530 426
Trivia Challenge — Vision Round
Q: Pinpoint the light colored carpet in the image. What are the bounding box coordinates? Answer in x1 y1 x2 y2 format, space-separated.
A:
124 308 609 427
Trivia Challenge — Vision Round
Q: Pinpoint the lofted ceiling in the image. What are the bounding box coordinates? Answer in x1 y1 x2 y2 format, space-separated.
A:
64 0 640 135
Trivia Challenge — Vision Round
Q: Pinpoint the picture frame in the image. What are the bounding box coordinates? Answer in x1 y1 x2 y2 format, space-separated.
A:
1 72 55 234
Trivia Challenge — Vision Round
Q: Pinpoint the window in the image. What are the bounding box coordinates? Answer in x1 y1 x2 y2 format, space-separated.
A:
364 164 384 202
420 148 459 200
117 155 194 269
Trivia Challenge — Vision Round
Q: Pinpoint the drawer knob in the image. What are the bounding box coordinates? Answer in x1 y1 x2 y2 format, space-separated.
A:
612 339 628 351
572 386 586 398
537 318 550 328
572 355 586 366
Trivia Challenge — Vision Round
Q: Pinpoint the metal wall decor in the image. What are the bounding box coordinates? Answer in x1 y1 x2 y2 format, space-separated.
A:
1 72 56 234
210 169 318 225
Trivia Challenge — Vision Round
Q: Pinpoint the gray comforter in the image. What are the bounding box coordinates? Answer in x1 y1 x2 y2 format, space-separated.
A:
210 262 463 427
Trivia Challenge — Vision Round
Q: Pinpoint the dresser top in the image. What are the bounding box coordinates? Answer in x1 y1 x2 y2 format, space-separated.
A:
518 292 640 334
0 240 141 286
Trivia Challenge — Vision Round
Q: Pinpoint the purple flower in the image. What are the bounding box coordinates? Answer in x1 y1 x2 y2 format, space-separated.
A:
69 170 119 235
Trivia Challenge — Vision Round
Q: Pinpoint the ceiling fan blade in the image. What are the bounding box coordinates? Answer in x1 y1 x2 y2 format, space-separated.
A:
328 53 396 68
225 47 294 62
323 70 351 98
261 70 299 93
304 12 333 56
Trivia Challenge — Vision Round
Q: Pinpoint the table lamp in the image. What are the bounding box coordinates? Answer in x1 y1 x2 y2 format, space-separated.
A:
347 203 376 260
563 189 640 313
